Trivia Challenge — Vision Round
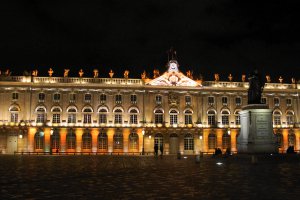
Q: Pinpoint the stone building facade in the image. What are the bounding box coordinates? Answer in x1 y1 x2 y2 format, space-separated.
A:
0 60 299 154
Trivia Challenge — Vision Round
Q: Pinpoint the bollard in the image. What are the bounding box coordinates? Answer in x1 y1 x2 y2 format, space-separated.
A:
195 155 200 163
177 152 181 159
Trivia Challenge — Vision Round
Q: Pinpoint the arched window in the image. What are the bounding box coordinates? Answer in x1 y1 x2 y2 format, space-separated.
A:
184 110 193 125
114 108 123 124
288 132 296 147
222 133 231 149
184 133 194 150
154 109 164 124
82 131 92 150
83 107 93 124
234 110 241 125
9 106 20 123
208 133 216 149
98 108 108 124
66 129 76 150
67 107 77 124
113 132 123 150
34 131 44 150
207 110 216 126
51 106 62 124
129 108 139 124
51 129 60 150
129 131 139 151
273 110 281 125
36 106 46 123
221 110 230 125
276 132 283 148
169 109 179 125
154 133 163 148
98 131 108 150
286 111 294 125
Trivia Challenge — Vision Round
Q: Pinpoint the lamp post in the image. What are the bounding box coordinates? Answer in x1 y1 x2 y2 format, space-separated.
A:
50 128 53 155
142 129 145 155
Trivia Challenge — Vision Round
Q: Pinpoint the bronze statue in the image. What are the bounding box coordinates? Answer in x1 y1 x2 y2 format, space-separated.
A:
248 69 264 104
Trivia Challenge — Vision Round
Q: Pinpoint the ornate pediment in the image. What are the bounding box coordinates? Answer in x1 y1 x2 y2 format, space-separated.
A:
147 60 201 87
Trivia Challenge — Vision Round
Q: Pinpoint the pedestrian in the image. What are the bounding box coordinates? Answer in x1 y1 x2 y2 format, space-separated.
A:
154 143 158 156
160 144 164 158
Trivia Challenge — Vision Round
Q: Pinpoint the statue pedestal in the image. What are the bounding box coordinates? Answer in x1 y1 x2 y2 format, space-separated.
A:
237 104 278 153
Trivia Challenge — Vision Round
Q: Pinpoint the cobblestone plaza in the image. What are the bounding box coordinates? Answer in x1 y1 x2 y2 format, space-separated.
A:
1 155 300 199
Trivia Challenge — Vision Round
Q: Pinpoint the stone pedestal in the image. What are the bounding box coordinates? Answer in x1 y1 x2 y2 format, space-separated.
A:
237 104 278 153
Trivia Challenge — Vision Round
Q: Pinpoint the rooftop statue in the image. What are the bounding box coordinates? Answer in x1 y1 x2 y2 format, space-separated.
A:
64 69 70 77
93 69 99 78
248 69 264 104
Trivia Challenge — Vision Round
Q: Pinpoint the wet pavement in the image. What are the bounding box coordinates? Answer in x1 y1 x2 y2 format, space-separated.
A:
1 154 300 199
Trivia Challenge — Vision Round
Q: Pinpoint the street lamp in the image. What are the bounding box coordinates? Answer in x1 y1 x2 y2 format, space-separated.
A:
227 128 231 135
142 129 145 155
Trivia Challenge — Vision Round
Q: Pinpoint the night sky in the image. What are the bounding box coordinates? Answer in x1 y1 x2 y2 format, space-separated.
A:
0 0 299 82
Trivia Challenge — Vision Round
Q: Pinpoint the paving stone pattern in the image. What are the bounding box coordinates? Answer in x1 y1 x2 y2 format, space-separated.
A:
1 155 300 199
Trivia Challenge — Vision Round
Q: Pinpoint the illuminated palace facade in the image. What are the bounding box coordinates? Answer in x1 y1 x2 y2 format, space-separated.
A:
0 59 299 154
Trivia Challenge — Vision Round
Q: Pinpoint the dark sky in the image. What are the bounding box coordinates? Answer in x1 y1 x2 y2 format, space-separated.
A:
0 0 299 82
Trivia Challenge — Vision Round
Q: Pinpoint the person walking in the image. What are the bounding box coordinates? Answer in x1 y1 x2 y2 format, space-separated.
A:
160 144 164 158
154 143 158 156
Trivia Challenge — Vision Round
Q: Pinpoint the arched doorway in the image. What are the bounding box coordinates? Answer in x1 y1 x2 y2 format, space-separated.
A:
169 133 179 154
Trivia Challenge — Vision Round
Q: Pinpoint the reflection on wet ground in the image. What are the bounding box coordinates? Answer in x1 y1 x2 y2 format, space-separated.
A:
1 154 300 199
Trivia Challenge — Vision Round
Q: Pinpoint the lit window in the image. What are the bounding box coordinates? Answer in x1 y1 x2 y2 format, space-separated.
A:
67 108 77 124
184 110 193 125
235 97 242 106
38 93 45 102
273 111 281 125
286 98 292 106
66 130 76 150
51 129 60 150
98 131 108 150
207 110 216 126
130 94 137 104
82 131 92 150
185 96 191 105
115 94 122 104
53 93 60 102
83 108 92 124
34 131 44 150
100 94 106 104
12 92 18 100
129 109 138 124
234 110 240 125
169 109 178 125
69 93 76 103
274 97 280 106
113 132 123 150
129 132 139 151
114 109 123 124
222 97 228 106
261 97 267 104
208 133 216 149
36 107 46 123
155 95 162 105
84 94 92 103
99 108 108 124
154 109 164 124
222 133 231 149
52 114 60 124
10 106 20 123
221 110 230 125
286 111 294 125
184 133 194 150
208 96 214 105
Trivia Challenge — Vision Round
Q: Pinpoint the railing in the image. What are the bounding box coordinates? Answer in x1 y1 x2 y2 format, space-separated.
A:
14 151 154 156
